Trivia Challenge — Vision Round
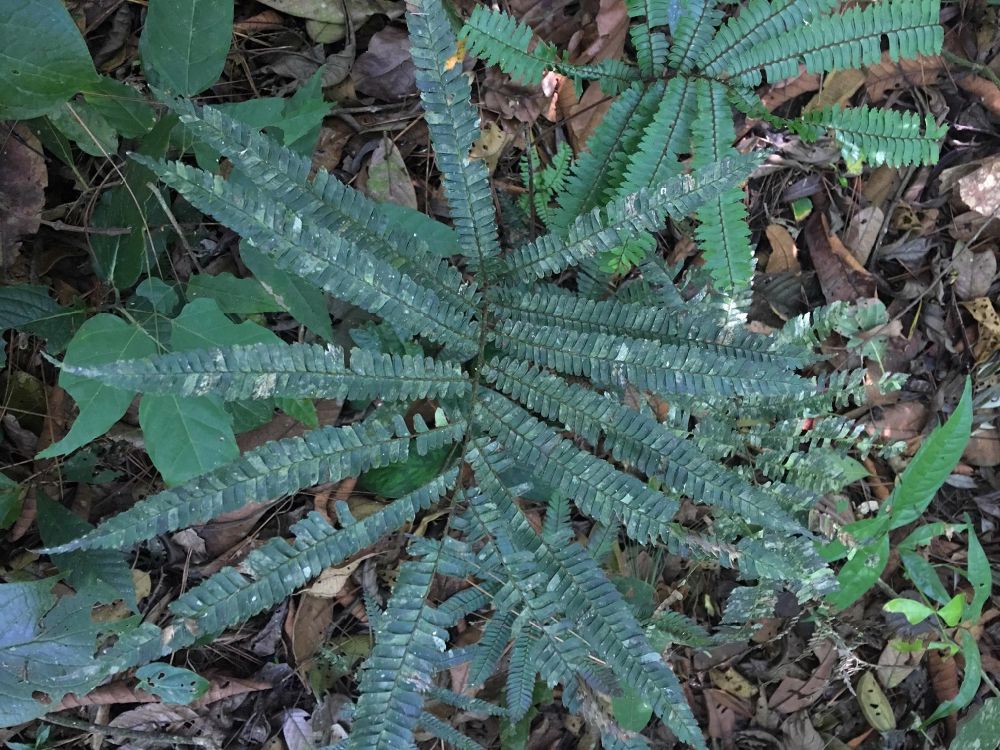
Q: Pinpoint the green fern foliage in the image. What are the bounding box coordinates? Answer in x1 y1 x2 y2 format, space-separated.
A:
19 0 946 744
469 0 945 289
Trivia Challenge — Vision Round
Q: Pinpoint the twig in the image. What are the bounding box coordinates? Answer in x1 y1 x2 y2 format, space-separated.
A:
43 713 220 749
40 219 131 236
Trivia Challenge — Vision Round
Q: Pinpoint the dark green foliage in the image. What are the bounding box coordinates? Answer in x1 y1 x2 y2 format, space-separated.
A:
462 0 946 290
24 0 936 745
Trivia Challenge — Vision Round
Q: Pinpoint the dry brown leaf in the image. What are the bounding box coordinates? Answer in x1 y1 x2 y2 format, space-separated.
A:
963 297 1000 361
877 642 924 689
805 68 866 111
288 593 335 667
928 648 959 739
864 401 929 441
964 426 1000 467
804 214 877 302
865 54 945 102
705 688 751 741
862 166 899 206
954 246 998 300
469 121 511 174
302 559 362 598
769 641 836 714
710 667 758 699
360 137 417 208
351 26 416 101
959 157 1000 218
0 123 47 270
843 206 884 266
959 75 1000 118
760 69 821 111
765 224 800 273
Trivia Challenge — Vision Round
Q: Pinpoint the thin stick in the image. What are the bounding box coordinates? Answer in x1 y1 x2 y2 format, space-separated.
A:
43 713 220 749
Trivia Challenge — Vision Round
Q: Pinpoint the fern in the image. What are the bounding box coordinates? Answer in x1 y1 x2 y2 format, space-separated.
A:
19 0 949 745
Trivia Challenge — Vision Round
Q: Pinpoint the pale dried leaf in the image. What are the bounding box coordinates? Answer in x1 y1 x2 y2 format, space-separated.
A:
865 54 945 102
954 246 998 301
302 559 361 598
805 69 865 111
0 123 47 270
959 157 1000 218
843 206 884 266
963 297 1000 362
765 224 800 273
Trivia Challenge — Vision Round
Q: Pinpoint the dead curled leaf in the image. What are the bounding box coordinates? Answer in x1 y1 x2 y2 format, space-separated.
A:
769 641 836 714
803 213 876 303
963 297 1000 361
953 245 997 301
958 156 1000 218
764 224 800 273
958 74 1000 119
361 137 417 209
865 53 945 102
0 123 47 270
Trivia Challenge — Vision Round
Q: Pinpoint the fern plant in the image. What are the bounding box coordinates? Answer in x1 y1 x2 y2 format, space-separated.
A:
462 0 946 290
24 0 912 746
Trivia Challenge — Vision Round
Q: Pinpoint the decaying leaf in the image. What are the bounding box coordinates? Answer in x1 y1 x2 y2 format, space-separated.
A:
361 137 417 209
351 26 416 100
0 123 47 270
963 297 1000 362
765 224 800 273
953 245 997 301
469 121 510 174
865 53 945 102
857 671 896 731
804 214 877 302
805 68 865 112
959 157 1000 218
302 559 362 598
959 75 1000 119
710 666 758 699
843 206 884 266
877 641 924 689
964 426 1000 467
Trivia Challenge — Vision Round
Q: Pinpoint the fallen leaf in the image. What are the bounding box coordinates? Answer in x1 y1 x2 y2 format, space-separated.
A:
705 688 751 740
877 641 924 689
0 123 47 270
857 671 896 731
959 157 1000 218
781 711 824 750
805 68 865 111
302 560 362 598
862 166 899 206
843 206 884 266
865 53 945 102
351 26 416 101
469 121 511 174
928 647 959 738
864 401 928 441
963 297 1000 361
964 426 1000 467
361 137 417 208
804 213 877 302
710 667 757 699
282 707 315 750
953 246 998 301
769 641 836 713
959 75 1000 119
765 224 800 273
760 68 821 112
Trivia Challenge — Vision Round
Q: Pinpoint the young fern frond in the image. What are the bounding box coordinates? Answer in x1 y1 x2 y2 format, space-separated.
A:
57 342 470 402
668 0 724 72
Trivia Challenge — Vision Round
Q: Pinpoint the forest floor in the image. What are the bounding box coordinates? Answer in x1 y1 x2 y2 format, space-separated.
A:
1 0 999 748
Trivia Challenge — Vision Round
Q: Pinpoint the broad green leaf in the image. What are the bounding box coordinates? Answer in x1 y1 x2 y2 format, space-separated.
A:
135 278 181 316
139 394 239 485
240 245 334 341
82 78 156 138
938 594 965 628
900 548 950 605
924 630 982 726
0 580 110 726
612 686 654 732
0 0 99 119
38 315 157 459
827 535 889 610
966 529 991 624
885 379 972 529
0 473 23 531
357 445 453 499
170 298 276 351
45 100 119 157
135 663 210 704
187 272 283 314
90 116 176 289
0 284 83 352
378 202 463 258
36 493 135 609
883 598 934 625
139 0 234 96
950 697 1000 750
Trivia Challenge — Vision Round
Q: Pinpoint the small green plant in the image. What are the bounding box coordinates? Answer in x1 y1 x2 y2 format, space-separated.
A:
0 0 950 748
464 0 945 289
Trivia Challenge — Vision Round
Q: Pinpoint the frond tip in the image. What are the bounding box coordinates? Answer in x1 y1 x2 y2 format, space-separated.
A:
799 106 946 167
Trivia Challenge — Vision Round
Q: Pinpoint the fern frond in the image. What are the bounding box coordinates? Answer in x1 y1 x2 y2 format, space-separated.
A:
134 156 479 356
668 0 724 72
498 153 760 282
618 76 698 195
43 415 465 553
468 609 514 686
460 6 559 83
160 96 478 324
168 472 457 638
626 0 674 28
698 0 839 75
489 288 785 363
417 711 485 750
506 631 536 721
491 320 805 398
475 391 678 542
798 106 946 167
630 25 669 76
547 82 667 232
59 343 470 402
723 0 943 86
351 542 451 750
406 0 501 265
483 360 804 533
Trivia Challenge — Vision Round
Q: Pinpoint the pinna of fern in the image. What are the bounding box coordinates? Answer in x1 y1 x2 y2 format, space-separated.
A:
462 0 946 292
27 0 899 746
